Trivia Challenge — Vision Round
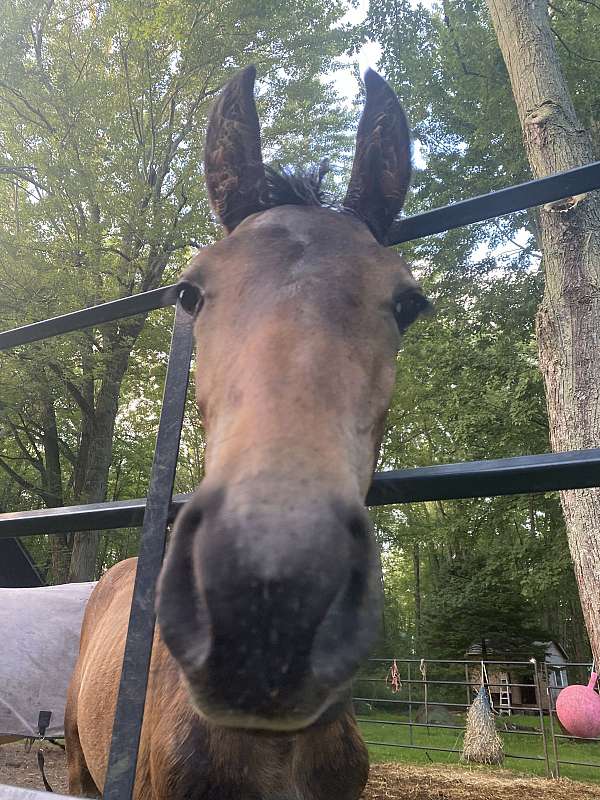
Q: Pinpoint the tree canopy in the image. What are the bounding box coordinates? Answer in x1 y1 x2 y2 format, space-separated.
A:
363 0 596 662
0 0 353 580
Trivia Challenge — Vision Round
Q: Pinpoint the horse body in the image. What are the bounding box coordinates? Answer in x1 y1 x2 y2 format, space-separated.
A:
66 558 368 799
66 66 430 798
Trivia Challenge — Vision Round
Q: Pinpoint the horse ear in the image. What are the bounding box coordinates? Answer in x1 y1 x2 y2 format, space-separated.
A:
343 70 412 244
204 65 267 233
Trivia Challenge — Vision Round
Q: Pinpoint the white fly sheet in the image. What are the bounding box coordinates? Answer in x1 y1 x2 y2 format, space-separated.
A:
1 581 96 738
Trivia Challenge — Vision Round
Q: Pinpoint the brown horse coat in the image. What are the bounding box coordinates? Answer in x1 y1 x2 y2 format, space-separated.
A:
66 558 368 799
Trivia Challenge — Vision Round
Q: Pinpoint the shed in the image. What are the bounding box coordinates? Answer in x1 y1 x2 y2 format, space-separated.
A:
466 639 569 714
0 538 45 587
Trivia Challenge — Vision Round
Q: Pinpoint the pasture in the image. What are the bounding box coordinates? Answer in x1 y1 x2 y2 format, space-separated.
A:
359 711 600 783
3 742 600 800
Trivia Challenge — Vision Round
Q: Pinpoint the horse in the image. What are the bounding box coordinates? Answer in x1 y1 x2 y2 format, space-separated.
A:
65 66 431 799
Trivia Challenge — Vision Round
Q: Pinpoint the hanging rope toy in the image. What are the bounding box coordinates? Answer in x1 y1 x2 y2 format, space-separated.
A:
556 664 600 739
386 660 402 693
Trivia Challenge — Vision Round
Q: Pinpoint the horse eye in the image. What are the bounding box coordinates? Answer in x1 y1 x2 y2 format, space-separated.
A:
394 291 432 332
177 281 204 317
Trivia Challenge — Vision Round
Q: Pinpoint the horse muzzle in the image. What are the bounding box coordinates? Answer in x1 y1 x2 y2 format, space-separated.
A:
156 486 382 731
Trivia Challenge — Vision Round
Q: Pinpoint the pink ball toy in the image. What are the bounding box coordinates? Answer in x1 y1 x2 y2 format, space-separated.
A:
556 671 600 738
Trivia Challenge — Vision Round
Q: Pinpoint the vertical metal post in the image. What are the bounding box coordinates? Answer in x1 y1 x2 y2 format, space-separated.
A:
423 660 429 733
464 663 471 710
545 663 561 778
407 661 414 745
533 659 551 778
103 304 194 800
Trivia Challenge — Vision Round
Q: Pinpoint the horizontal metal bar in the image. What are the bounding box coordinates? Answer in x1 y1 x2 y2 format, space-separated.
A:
364 740 464 754
553 733 600 743
358 677 538 688
1 164 598 352
3 448 598 537
354 697 469 709
367 657 537 666
366 447 600 505
497 728 545 737
388 160 600 244
0 284 177 351
364 740 546 761
557 759 600 769
0 494 185 537
357 718 467 732
358 717 543 736
492 752 547 762
366 740 547 763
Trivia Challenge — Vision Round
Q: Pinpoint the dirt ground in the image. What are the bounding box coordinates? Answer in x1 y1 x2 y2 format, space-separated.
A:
2 741 600 799
365 763 600 799
0 741 69 794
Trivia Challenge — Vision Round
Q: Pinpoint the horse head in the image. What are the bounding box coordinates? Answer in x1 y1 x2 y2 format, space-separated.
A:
156 66 430 731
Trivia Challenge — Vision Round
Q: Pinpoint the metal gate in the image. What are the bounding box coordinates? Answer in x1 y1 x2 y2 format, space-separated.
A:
355 657 600 780
1 160 600 799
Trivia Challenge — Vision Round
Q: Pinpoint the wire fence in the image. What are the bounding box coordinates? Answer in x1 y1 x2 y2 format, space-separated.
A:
354 658 600 780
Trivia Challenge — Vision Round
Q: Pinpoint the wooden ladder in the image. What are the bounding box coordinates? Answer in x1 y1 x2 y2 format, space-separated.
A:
499 675 512 715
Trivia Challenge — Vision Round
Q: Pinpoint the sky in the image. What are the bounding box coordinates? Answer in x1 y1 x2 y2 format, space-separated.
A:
330 0 382 105
330 1 531 258
329 0 429 170
332 0 436 105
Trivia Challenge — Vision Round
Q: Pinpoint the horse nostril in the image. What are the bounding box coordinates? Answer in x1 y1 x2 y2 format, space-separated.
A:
348 514 369 540
184 507 203 531
310 507 382 688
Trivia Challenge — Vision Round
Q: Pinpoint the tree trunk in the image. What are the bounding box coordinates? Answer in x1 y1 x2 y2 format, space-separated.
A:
40 389 72 583
413 540 421 648
68 317 147 582
486 0 600 660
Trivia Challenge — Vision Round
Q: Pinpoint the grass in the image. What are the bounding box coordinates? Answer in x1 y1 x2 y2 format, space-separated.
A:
357 709 600 784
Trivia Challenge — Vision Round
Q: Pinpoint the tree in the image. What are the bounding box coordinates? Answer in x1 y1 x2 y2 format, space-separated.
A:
364 0 595 663
484 0 600 662
0 0 353 581
420 552 548 660
368 253 589 660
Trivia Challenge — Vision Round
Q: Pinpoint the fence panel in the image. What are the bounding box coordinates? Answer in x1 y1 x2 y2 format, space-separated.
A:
355 658 600 781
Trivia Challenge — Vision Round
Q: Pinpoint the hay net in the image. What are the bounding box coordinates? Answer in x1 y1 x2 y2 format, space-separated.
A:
462 680 504 765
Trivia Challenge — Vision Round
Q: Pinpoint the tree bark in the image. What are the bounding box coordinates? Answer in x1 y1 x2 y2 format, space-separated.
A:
40 388 72 583
413 540 421 648
68 317 147 582
486 0 600 659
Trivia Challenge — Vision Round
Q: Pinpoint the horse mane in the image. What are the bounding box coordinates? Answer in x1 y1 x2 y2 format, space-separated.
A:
264 162 331 209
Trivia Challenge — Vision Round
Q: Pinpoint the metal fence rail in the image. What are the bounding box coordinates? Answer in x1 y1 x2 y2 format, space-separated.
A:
0 285 178 351
2 161 599 353
2 448 600 538
1 160 600 799
388 160 600 244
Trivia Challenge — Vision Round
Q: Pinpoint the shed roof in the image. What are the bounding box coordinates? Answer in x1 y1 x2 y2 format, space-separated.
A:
465 638 568 660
